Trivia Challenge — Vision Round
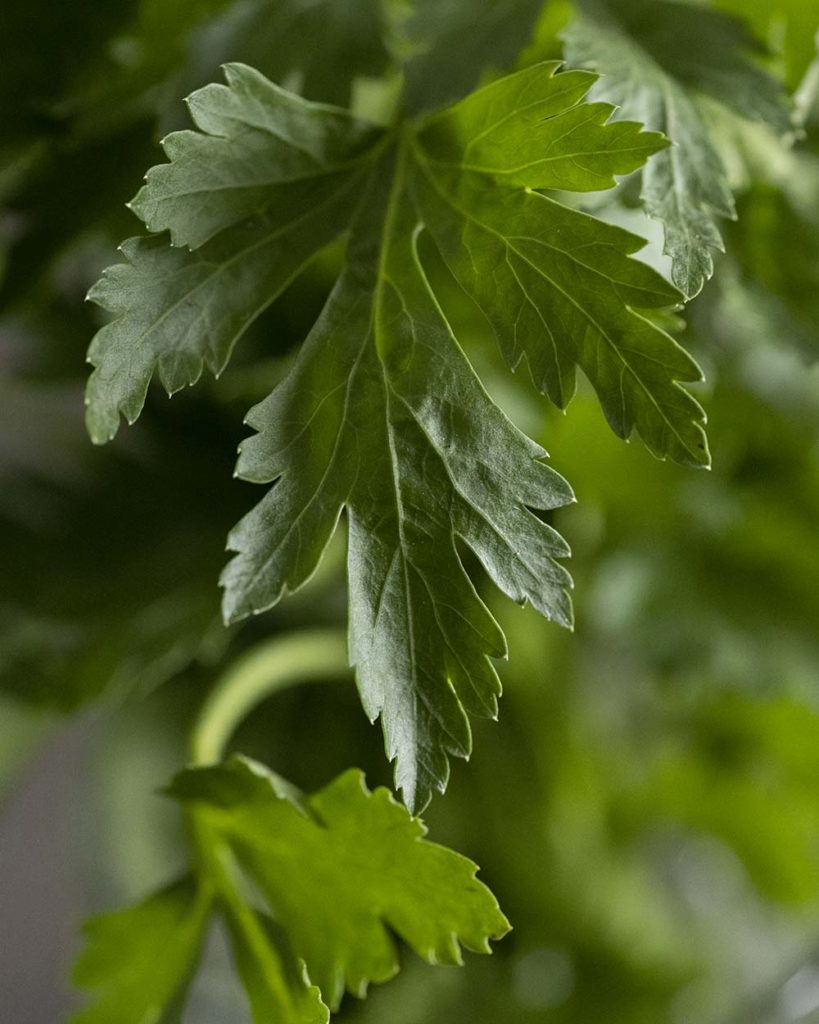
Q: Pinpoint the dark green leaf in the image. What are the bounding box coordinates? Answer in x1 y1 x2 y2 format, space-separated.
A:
221 152 573 809
128 65 380 247
86 60 705 807
389 0 544 111
85 64 379 443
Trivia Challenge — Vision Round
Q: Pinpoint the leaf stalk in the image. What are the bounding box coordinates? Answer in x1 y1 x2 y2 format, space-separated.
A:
190 629 350 765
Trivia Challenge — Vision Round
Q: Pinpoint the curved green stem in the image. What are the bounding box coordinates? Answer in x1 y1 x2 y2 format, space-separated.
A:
190 628 349 765
185 629 348 1017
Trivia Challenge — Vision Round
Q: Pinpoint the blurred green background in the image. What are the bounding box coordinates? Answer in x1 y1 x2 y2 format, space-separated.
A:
2 1 819 1021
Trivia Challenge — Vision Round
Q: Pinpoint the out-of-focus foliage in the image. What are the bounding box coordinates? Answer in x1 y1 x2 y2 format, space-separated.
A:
562 0 791 297
70 877 212 1024
386 0 545 109
2 1 819 1022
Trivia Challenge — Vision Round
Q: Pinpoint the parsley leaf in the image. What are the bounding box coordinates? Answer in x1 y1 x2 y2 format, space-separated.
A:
86 60 705 809
71 756 505 1022
220 147 575 809
223 911 329 1024
564 0 791 297
167 755 510 1010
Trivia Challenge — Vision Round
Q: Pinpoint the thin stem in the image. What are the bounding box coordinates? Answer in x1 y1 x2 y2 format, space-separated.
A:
190 815 297 1014
184 629 349 1013
190 628 349 765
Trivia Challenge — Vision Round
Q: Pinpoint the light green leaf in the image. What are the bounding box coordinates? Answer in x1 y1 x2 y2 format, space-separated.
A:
168 755 510 1009
67 843 331 1024
211 881 329 1024
418 62 667 190
226 912 329 1024
388 0 545 111
70 877 210 1024
563 0 792 297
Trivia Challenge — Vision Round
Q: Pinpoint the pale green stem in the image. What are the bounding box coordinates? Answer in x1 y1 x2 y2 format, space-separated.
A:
186 629 349 1015
190 628 349 765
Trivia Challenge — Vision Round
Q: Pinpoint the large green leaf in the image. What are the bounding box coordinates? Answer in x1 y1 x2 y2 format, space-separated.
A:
168 755 510 1009
563 0 791 297
220 156 574 809
86 61 704 809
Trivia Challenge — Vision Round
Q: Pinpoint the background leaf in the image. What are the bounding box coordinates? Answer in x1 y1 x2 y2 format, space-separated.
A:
563 0 791 297
70 877 210 1024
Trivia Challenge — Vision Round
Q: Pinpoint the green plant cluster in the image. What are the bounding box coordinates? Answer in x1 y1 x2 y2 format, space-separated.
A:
1 1 818 1021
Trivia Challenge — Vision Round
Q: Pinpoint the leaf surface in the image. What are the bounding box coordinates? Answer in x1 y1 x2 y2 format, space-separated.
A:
86 64 380 443
221 149 574 808
168 756 510 1008
70 750 504 1023
224 911 329 1024
414 63 708 464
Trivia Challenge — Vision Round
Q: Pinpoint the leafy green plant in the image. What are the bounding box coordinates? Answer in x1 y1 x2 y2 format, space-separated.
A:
2 1 818 1022
87 56 715 814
